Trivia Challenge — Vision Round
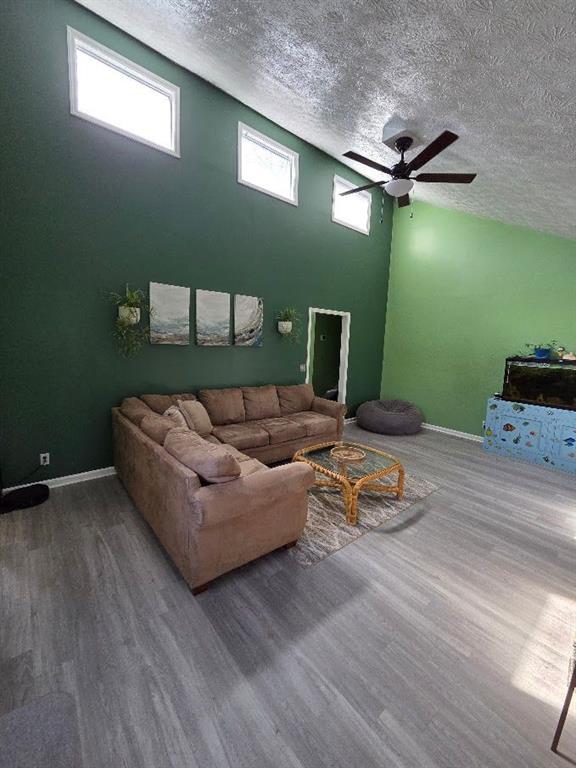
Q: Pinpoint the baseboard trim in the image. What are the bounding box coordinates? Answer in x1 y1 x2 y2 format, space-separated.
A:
344 417 357 424
422 423 483 443
5 466 116 492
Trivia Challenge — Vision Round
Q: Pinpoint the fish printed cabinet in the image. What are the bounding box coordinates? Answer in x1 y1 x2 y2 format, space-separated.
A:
483 397 576 475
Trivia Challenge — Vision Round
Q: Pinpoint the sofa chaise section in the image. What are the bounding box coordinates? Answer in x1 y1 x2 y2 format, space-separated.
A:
113 407 314 593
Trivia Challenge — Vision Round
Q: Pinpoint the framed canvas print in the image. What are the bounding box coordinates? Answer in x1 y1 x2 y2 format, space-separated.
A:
234 295 263 347
149 282 190 345
196 289 230 346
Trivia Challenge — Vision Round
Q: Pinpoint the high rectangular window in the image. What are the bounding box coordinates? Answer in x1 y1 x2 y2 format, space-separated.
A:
237 123 299 205
67 28 180 157
332 175 372 235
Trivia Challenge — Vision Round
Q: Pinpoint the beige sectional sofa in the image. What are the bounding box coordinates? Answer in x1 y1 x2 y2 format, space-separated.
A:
113 384 346 592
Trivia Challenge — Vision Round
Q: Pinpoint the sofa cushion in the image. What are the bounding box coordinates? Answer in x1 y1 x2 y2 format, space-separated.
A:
140 414 181 445
164 428 241 484
141 393 196 414
238 458 267 477
276 384 315 415
198 388 245 426
120 397 151 427
286 411 337 437
162 405 188 428
241 385 281 421
255 417 307 445
219 443 253 462
212 422 270 450
178 400 213 436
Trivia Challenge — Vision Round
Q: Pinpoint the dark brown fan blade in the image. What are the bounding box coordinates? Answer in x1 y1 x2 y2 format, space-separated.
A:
340 181 386 196
415 173 476 183
406 131 459 173
397 194 410 208
343 150 392 175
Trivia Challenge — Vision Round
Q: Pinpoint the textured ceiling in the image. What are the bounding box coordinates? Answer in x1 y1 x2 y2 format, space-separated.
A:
75 0 576 240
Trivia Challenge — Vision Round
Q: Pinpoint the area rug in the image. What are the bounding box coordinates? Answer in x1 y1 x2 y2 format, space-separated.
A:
289 473 437 567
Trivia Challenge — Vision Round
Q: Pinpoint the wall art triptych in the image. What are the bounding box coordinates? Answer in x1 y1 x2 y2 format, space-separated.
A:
149 282 263 347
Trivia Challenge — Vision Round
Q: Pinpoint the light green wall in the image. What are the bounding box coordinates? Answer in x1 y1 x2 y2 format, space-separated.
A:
381 202 576 435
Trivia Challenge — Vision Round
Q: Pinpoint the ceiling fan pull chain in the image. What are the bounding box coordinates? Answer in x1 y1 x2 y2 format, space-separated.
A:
380 188 385 223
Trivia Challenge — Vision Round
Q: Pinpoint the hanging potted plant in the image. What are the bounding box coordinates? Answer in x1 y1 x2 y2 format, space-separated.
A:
108 284 150 358
276 307 301 342
110 284 146 326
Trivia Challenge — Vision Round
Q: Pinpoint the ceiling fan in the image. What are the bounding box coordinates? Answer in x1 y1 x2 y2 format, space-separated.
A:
341 131 476 207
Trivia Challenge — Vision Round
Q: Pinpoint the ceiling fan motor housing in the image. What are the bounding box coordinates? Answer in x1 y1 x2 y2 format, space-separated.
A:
394 136 413 154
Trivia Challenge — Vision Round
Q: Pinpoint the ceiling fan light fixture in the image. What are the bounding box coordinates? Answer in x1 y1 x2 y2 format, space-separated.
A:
384 178 414 197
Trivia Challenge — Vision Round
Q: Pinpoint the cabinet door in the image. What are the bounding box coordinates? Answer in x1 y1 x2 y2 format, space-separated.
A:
551 421 576 463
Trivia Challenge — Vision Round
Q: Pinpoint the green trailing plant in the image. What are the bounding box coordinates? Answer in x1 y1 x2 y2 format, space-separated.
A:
276 307 301 343
113 317 149 358
108 284 150 358
108 284 148 309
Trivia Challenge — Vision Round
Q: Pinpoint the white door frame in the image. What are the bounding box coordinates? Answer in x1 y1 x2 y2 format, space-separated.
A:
305 307 351 405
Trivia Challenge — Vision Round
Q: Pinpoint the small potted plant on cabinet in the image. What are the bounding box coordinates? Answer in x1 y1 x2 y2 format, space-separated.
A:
524 340 559 360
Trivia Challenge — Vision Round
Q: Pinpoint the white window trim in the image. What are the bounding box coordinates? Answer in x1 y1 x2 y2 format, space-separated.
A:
237 122 299 206
331 175 371 235
67 27 181 158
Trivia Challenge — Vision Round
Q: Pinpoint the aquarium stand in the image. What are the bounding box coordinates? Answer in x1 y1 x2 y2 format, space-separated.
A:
483 397 576 475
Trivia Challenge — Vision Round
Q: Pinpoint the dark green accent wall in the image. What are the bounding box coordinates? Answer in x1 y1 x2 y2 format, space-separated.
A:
1 0 392 484
382 202 576 436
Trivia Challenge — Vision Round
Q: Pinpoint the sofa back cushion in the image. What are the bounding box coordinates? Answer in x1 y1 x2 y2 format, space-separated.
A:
241 385 281 421
120 397 152 427
164 428 241 483
140 413 182 445
198 387 245 426
276 383 315 415
178 400 213 436
141 393 196 414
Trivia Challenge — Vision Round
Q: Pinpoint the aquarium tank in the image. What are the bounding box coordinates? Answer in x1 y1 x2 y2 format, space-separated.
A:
501 357 576 411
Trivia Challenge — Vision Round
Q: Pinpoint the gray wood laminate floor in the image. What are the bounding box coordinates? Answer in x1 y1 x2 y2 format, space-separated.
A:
1 427 575 767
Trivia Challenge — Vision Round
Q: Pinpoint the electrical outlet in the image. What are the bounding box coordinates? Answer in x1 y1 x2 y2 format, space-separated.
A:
40 453 50 466
299 363 306 373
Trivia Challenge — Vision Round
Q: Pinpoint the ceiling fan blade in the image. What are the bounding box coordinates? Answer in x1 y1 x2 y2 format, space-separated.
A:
397 195 410 208
340 181 385 196
406 131 459 173
343 150 392 175
415 172 476 183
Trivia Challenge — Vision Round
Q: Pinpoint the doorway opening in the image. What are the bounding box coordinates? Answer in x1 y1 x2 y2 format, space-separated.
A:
305 308 351 405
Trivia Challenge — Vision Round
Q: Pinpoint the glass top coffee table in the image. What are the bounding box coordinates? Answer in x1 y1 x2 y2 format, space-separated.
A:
293 441 405 525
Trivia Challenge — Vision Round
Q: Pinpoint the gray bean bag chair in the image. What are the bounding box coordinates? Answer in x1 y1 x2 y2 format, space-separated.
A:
356 399 423 435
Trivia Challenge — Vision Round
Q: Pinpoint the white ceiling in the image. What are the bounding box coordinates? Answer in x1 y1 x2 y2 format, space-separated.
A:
75 0 576 240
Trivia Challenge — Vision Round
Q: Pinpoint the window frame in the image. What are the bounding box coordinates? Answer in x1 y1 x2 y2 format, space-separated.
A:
67 27 181 158
237 122 299 206
331 175 372 235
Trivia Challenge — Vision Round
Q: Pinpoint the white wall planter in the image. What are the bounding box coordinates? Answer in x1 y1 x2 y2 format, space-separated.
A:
118 306 140 325
278 320 293 335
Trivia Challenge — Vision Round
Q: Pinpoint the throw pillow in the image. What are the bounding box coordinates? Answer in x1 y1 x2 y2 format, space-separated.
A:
164 429 241 483
177 400 213 436
163 405 188 429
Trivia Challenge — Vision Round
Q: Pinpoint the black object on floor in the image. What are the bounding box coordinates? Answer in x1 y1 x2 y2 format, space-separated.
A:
0 483 50 513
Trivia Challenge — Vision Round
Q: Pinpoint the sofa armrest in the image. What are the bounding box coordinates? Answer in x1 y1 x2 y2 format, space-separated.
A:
311 396 347 420
192 462 314 528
